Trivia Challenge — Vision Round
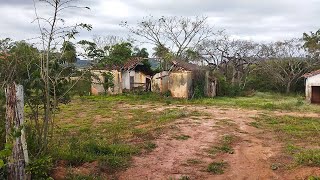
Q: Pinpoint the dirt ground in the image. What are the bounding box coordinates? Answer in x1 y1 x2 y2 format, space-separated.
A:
117 105 320 180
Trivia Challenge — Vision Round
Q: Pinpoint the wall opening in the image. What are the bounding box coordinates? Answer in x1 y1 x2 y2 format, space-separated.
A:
130 76 134 89
311 86 320 104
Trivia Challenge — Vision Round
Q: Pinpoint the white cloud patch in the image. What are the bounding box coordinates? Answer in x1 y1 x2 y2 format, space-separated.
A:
0 0 319 45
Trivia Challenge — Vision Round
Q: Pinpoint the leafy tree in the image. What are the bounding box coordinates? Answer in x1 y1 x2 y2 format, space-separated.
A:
303 29 320 58
106 42 133 65
133 47 149 58
102 72 114 95
60 41 77 63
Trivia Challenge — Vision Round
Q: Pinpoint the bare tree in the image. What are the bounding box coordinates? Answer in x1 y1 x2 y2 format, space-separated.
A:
92 35 128 50
257 39 313 93
122 16 216 58
32 0 91 151
198 33 262 88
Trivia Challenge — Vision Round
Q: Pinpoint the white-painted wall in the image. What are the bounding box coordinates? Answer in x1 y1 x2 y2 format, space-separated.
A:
305 74 320 102
122 70 135 90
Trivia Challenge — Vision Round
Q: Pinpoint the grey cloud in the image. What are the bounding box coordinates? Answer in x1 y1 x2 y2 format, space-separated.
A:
0 0 319 44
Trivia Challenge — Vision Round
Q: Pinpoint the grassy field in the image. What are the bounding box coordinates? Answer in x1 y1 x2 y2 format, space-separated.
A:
47 92 320 179
82 92 320 112
49 95 200 178
252 115 320 167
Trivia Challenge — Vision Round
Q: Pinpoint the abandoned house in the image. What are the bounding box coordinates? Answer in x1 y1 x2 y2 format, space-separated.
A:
91 57 154 95
91 65 122 95
303 70 320 104
121 57 154 92
152 59 217 99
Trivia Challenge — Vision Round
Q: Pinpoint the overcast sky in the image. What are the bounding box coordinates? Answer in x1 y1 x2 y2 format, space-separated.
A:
0 0 319 46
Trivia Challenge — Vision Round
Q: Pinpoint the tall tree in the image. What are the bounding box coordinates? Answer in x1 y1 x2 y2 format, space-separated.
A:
123 16 216 58
32 0 91 152
257 39 313 93
303 29 320 59
197 33 262 89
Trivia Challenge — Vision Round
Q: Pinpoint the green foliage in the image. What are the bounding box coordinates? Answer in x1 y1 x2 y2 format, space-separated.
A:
192 71 206 99
216 76 242 97
133 47 149 58
209 135 235 155
102 72 114 95
303 29 320 58
207 162 228 174
0 90 5 150
295 149 320 167
143 141 157 151
308 176 320 180
26 156 53 180
104 42 133 66
60 41 77 63
71 79 91 96
52 138 139 170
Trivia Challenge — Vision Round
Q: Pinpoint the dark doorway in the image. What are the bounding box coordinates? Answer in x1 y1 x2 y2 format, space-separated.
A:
311 86 320 104
130 76 134 90
146 78 151 91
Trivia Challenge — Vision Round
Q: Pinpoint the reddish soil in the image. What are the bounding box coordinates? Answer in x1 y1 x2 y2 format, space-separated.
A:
52 105 320 179
118 106 320 180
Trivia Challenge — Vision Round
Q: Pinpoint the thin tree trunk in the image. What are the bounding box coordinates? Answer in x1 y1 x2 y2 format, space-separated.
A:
286 81 292 94
5 83 30 180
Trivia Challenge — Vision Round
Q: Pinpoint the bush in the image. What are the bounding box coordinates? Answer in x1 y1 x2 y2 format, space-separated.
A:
70 79 91 97
217 77 242 97
27 156 53 180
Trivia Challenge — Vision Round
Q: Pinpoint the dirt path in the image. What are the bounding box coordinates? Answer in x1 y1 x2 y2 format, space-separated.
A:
118 106 320 180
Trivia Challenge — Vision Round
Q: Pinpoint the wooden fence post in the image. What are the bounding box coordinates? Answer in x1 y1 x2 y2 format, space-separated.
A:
5 83 29 180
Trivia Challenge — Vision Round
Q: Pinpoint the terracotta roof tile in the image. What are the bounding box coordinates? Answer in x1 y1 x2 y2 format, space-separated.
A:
122 57 144 70
171 59 201 71
303 69 320 78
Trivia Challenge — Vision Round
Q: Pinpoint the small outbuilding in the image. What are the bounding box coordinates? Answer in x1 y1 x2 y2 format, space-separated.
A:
303 70 320 104
91 65 122 95
91 57 155 95
152 59 217 99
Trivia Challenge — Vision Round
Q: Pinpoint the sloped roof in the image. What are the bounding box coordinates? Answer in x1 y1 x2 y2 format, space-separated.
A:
105 64 121 71
303 69 320 78
171 59 201 71
122 57 144 70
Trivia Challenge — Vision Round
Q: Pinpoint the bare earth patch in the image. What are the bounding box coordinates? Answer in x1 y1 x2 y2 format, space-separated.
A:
117 105 320 180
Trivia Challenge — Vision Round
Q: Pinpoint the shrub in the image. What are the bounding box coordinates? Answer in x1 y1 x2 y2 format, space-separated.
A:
26 156 53 180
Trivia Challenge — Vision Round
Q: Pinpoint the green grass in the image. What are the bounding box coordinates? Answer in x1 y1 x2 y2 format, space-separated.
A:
207 161 228 174
50 95 196 176
190 92 319 112
308 176 320 180
48 92 320 176
209 135 236 155
253 115 320 167
295 149 320 167
79 92 320 112
143 141 158 152
255 115 320 145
